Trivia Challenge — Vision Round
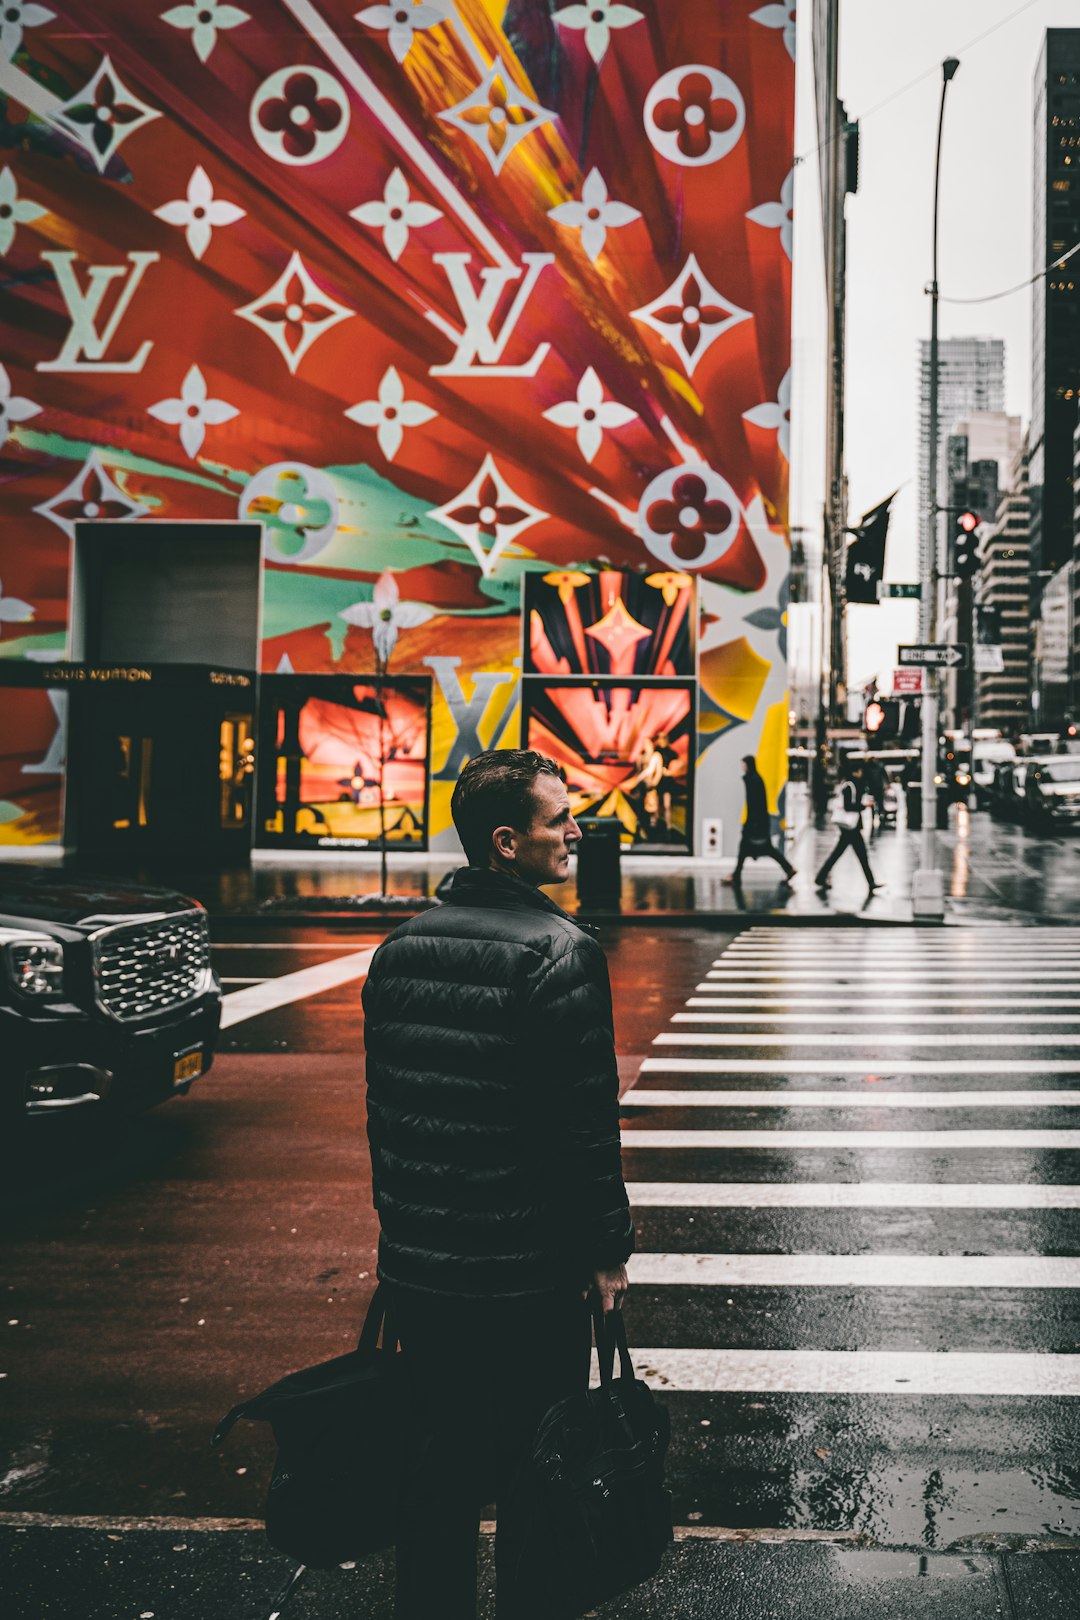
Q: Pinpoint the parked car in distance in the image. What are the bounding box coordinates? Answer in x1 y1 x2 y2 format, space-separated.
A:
1 866 221 1128
1022 756 1080 833
971 736 1016 808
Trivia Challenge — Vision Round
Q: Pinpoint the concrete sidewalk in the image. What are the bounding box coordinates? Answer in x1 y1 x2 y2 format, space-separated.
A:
3 1518 1078 1620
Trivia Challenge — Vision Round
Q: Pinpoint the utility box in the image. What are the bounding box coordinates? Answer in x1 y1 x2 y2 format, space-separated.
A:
575 817 621 911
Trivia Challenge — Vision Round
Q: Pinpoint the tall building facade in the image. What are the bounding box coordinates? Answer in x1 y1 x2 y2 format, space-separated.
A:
917 337 1005 634
1031 29 1080 722
940 413 1022 725
975 440 1032 733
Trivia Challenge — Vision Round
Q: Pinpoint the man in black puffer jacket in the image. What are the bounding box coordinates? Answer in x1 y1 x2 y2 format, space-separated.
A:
362 749 633 1620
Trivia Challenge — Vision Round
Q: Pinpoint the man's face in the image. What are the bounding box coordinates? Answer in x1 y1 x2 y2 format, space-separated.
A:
493 773 582 887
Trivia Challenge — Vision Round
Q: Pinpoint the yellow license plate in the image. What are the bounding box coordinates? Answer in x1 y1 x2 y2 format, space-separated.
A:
173 1050 203 1083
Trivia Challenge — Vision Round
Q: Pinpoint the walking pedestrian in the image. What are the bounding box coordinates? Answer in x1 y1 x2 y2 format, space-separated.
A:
362 749 633 1620
723 754 796 886
815 762 883 897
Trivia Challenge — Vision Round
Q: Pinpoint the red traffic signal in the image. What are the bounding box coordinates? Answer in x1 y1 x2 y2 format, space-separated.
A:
865 700 886 733
957 510 979 533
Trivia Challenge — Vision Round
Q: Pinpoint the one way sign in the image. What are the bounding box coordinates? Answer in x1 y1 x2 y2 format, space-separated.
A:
898 643 969 669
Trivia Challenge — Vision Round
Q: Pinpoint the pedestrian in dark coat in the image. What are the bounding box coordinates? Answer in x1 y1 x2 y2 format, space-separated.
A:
362 748 633 1620
815 763 883 896
724 754 796 885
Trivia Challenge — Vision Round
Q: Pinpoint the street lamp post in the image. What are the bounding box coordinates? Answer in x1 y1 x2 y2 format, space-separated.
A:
913 56 960 921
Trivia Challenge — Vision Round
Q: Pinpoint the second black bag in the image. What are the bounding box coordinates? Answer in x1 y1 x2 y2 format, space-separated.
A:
505 1304 673 1618
211 1284 419 1568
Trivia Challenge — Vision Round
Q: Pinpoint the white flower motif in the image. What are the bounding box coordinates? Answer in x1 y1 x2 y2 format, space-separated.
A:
33 449 147 540
340 569 435 667
542 367 637 464
553 1 643 67
0 362 40 447
631 253 752 376
747 169 794 260
344 365 436 462
153 165 245 261
0 165 45 257
51 54 160 175
349 167 442 262
235 252 354 376
148 364 239 459
548 168 640 262
0 577 34 623
742 368 791 462
429 454 548 577
162 1 250 65
1 0 54 61
438 59 555 177
355 1 450 63
750 1 796 63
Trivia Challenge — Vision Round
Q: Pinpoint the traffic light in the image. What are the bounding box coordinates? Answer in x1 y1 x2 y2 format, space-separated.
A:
864 698 900 742
952 510 980 580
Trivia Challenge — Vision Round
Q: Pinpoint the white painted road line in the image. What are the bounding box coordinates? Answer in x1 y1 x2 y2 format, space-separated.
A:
220 947 377 1028
220 977 271 987
643 1058 1080 1074
705 969 1080 981
599 1349 1080 1394
622 1089 1080 1109
620 1128 1080 1148
676 1010 1080 1024
696 980 1078 992
654 1031 1080 1047
626 1181 1080 1208
685 998 1080 1010
212 942 368 951
627 1253 1080 1287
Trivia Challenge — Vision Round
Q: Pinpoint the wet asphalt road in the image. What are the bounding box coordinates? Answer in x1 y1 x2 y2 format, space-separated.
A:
2 921 1080 1553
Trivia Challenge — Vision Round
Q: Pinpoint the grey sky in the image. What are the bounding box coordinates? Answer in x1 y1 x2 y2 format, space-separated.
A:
789 0 1080 698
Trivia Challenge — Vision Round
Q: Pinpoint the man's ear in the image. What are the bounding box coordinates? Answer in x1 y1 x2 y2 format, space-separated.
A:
492 824 517 861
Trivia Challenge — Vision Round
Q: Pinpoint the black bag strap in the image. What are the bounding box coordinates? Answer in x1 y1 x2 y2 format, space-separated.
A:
592 1299 635 1389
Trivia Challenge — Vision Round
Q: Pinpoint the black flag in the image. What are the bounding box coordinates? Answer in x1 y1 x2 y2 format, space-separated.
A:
844 492 897 604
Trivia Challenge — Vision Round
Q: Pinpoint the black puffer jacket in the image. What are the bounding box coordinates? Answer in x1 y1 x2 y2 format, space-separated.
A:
362 866 633 1297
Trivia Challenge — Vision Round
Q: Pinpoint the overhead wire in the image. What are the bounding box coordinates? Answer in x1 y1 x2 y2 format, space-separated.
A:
793 0 1045 168
939 239 1080 303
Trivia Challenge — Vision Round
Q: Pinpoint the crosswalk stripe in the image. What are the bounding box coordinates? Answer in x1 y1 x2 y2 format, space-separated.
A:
600 1350 1080 1394
653 1031 1080 1047
683 991 1080 1004
675 1010 1080 1024
705 969 1080 980
622 1089 1080 1109
626 1181 1080 1208
642 1057 1080 1074
696 980 1073 992
620 1128 1080 1148
626 1253 1080 1287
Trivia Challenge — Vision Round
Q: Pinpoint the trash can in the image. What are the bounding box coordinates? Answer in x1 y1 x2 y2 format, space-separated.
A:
574 816 622 911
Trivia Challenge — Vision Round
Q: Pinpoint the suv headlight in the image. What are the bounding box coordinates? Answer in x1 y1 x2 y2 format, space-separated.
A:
5 937 64 997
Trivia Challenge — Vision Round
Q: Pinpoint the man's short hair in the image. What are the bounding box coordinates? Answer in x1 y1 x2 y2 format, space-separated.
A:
451 749 562 866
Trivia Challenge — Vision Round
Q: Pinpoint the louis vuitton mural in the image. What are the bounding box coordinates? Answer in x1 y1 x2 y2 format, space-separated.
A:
0 0 795 854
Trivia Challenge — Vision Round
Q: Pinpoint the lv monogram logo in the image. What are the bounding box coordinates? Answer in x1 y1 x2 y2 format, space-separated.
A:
37 250 160 374
430 253 553 378
424 656 520 780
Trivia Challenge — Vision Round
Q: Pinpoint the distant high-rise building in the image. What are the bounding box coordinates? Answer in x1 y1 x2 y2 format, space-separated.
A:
939 413 1022 725
917 337 1005 635
975 438 1032 733
1031 29 1080 721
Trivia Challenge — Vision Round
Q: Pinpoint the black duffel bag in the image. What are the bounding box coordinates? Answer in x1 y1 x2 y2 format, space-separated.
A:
211 1284 419 1568
505 1303 673 1617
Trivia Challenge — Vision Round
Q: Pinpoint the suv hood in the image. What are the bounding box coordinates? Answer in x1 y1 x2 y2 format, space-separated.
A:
0 866 198 931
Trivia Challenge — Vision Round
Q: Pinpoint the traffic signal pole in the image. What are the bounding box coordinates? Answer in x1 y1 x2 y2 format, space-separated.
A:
914 57 960 921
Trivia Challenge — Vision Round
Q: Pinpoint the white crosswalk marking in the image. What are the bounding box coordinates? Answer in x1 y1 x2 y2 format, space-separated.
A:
623 1089 1080 1108
627 1253 1080 1287
625 1182 1080 1208
625 924 1080 1405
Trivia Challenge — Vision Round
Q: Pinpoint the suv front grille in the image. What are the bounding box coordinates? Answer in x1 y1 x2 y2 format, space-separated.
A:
91 911 211 1021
